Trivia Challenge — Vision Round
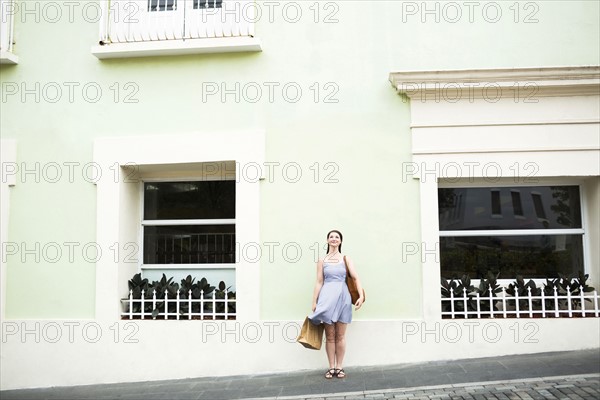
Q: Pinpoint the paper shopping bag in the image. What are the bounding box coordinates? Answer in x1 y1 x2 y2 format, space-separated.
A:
297 317 324 350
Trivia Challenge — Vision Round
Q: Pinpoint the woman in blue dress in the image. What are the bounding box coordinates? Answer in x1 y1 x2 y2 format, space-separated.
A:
308 230 364 379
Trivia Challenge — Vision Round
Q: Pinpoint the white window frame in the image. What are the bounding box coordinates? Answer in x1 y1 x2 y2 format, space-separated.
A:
0 139 16 319
0 0 18 64
139 176 237 271
438 180 587 286
93 130 264 321
389 66 600 320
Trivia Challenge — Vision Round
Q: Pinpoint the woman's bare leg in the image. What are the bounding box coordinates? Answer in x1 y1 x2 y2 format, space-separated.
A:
324 324 337 370
334 322 347 375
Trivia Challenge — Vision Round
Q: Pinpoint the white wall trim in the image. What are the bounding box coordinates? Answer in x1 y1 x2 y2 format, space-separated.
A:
413 147 599 155
0 51 18 64
0 0 17 64
0 139 17 319
390 66 600 82
93 130 265 321
411 120 599 128
91 37 262 59
390 66 600 98
389 66 600 320
2 318 599 390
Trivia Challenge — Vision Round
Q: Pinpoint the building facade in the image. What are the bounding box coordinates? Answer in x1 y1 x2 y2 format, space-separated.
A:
1 0 599 390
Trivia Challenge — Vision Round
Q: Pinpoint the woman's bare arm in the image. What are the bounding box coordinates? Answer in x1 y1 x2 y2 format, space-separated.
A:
312 259 324 311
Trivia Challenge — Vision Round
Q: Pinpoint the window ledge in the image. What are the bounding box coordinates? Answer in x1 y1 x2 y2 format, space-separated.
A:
91 37 261 60
0 51 18 64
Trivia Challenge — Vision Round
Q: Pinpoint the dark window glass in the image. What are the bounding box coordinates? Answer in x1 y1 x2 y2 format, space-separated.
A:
491 190 501 215
194 0 222 9
440 235 583 279
438 186 581 230
511 191 523 217
532 193 547 220
149 0 176 11
144 225 235 264
144 181 235 220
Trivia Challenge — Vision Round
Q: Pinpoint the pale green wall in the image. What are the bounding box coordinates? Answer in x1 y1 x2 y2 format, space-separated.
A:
1 1 598 319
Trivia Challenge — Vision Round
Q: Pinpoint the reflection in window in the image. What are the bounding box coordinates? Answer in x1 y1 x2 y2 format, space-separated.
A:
144 181 235 220
532 192 547 220
438 186 581 230
144 225 235 264
439 185 584 279
454 193 463 221
439 190 465 227
149 0 176 11
491 190 502 217
440 235 583 279
194 0 223 9
511 190 523 217
143 180 236 265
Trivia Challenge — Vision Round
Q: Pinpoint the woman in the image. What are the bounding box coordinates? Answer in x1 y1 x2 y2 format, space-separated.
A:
308 230 364 379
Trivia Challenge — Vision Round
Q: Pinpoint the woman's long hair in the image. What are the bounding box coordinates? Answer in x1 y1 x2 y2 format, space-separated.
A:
326 230 343 254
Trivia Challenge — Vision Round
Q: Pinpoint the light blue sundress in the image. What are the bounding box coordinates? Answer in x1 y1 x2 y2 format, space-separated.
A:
308 259 352 325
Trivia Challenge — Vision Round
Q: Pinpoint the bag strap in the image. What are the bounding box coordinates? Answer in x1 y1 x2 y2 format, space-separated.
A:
344 255 352 279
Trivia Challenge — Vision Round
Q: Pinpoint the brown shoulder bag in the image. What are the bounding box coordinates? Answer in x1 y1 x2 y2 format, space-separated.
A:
344 256 365 305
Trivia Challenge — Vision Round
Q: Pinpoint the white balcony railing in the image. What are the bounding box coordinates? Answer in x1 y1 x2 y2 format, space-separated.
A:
442 283 600 319
93 0 261 58
0 0 18 64
122 288 236 320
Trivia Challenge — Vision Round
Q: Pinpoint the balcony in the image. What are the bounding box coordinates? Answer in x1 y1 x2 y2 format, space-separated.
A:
0 0 18 64
92 0 261 59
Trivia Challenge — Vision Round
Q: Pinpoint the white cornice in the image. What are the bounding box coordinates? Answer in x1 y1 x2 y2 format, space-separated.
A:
390 66 600 98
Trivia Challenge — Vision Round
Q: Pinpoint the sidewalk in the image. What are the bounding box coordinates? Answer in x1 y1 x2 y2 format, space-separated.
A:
1 349 598 400
279 375 600 400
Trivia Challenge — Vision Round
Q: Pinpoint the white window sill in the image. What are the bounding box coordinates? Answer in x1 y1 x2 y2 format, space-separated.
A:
91 37 261 60
0 51 18 64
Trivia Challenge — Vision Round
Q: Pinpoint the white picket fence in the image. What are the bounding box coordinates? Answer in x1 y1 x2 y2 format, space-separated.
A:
442 285 600 319
121 289 236 320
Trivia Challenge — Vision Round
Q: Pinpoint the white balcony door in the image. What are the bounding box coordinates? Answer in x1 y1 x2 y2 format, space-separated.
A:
106 0 255 43
184 0 254 39
0 0 15 52
108 0 185 43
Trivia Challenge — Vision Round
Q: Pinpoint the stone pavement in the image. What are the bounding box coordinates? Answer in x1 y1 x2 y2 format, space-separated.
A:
1 349 598 400
270 374 599 400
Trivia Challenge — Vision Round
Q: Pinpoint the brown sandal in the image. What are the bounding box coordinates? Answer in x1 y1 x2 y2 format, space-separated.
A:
325 368 336 379
335 368 346 378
